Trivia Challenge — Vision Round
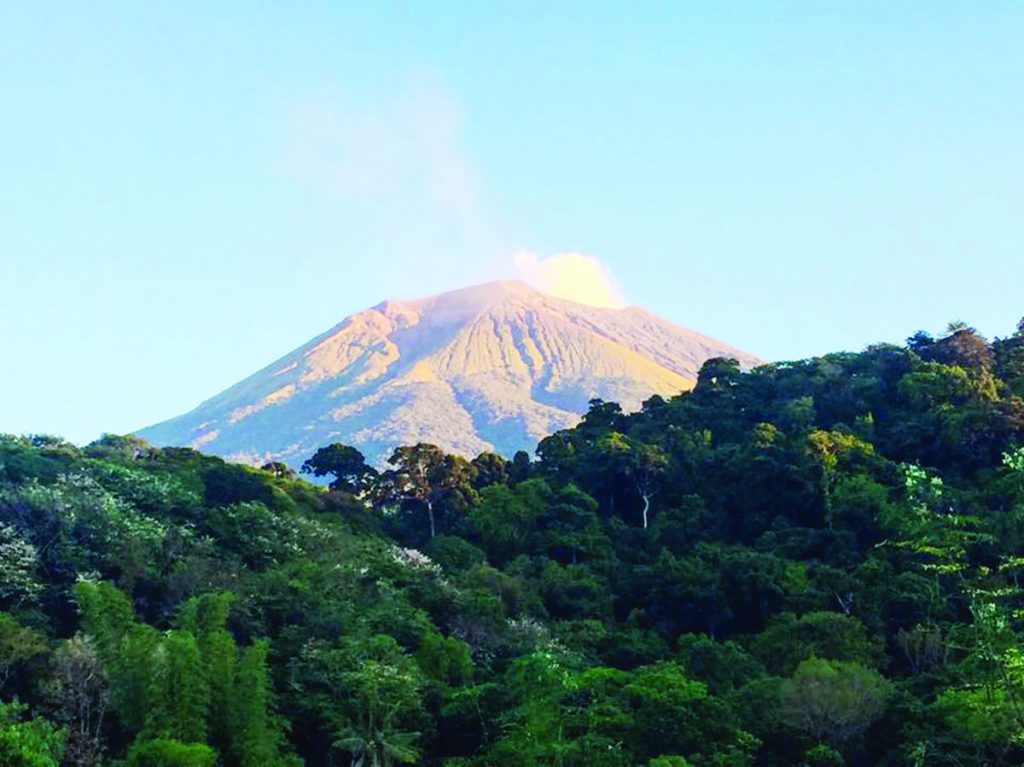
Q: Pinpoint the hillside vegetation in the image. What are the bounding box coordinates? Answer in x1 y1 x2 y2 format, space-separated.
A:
2 321 1024 766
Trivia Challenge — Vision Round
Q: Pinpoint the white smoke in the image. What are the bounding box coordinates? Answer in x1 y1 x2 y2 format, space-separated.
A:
285 74 478 213
514 251 627 308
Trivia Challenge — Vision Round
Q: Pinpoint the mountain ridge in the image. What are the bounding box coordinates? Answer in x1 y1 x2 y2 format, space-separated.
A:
136 280 760 465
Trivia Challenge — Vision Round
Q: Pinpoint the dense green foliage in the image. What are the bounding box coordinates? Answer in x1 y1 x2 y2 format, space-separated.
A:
2 322 1024 765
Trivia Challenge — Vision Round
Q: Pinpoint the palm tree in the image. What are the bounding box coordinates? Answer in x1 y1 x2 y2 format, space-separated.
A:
332 639 424 767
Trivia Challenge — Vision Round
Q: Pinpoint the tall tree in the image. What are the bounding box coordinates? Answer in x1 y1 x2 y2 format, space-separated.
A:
779 658 891 750
230 640 296 767
50 635 109 767
471 452 509 489
597 433 668 529
181 594 235 759
378 444 475 539
144 631 208 745
301 444 377 494
330 636 426 767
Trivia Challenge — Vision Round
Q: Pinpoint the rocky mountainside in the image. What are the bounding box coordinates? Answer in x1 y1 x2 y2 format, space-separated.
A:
136 281 759 466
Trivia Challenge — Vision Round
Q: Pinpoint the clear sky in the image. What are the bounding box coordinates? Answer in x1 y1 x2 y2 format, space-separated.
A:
2 2 1022 444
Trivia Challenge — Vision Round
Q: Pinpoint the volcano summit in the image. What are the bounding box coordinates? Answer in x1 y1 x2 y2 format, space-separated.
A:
137 281 759 466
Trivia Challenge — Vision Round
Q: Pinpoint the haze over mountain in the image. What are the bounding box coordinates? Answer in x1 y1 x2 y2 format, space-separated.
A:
136 281 759 466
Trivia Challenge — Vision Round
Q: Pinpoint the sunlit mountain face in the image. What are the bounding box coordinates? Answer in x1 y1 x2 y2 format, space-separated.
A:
137 280 759 466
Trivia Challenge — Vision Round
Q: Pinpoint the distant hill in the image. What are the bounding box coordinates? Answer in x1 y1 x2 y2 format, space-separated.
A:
136 280 759 465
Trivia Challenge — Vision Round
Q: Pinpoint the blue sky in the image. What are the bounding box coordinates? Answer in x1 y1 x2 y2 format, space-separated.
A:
2 2 1022 444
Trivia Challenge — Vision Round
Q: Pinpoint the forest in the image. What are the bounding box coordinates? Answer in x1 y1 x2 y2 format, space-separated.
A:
2 320 1024 766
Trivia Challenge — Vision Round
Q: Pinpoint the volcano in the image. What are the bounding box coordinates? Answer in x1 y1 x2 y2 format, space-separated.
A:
136 281 759 466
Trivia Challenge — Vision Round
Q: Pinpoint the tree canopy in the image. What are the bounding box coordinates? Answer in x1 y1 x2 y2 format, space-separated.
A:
2 319 1024 765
